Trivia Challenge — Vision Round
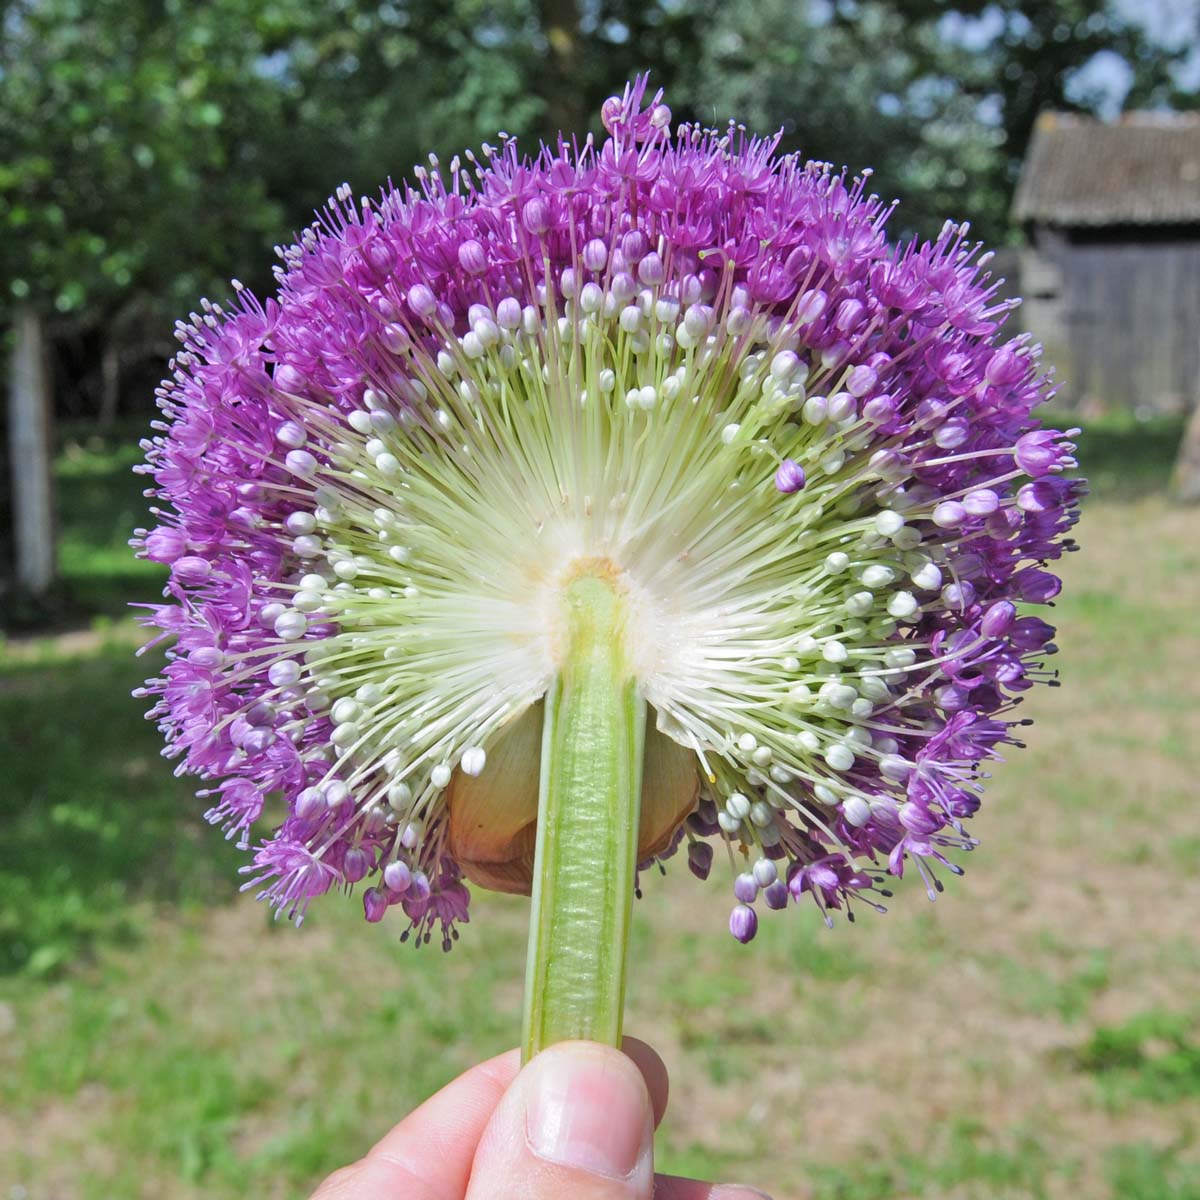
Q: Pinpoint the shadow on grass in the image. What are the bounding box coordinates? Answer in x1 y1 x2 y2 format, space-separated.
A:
4 420 166 631
0 641 240 975
56 423 167 615
1074 414 1185 500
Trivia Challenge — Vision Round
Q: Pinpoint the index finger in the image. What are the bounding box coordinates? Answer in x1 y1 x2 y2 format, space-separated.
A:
310 1048 522 1200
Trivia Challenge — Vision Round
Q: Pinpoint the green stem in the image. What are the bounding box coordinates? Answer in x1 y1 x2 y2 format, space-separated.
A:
521 571 646 1063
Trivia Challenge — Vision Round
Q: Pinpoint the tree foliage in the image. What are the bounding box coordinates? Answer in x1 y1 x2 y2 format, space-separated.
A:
1 0 285 322
0 0 1193 367
679 0 1189 241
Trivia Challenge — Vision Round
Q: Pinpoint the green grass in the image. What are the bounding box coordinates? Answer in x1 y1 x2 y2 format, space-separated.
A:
0 641 240 976
808 1120 1059 1200
1 906 526 1197
1 417 1199 1198
56 424 167 615
991 948 1112 1021
1105 1144 1200 1200
1077 1010 1200 1106
1069 412 1185 499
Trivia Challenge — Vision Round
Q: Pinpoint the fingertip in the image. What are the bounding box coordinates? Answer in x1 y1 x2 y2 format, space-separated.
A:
621 1035 670 1128
466 1039 656 1197
524 1040 652 1178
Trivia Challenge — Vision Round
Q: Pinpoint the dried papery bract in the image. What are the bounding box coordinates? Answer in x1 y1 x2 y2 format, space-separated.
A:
135 79 1081 994
445 701 699 894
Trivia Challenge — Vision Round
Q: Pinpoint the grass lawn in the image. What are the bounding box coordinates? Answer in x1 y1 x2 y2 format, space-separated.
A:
1 419 1198 1199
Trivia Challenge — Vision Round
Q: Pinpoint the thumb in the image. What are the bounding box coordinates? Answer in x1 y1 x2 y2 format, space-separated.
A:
465 1040 655 1199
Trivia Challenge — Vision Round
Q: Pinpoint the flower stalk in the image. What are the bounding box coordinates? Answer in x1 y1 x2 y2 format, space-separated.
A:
521 569 646 1062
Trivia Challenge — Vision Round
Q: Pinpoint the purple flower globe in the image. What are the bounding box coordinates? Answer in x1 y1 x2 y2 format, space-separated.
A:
134 78 1082 996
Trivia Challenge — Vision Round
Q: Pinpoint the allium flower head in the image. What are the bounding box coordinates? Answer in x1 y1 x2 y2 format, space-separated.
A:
135 79 1082 952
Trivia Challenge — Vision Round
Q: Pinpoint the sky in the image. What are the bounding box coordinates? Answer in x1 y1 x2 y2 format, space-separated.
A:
938 0 1200 121
1074 0 1200 113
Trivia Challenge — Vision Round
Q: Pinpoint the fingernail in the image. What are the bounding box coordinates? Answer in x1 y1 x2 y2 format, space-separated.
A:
710 1187 774 1200
526 1044 650 1179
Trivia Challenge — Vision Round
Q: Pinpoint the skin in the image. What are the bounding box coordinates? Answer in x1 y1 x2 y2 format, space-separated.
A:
309 1038 771 1200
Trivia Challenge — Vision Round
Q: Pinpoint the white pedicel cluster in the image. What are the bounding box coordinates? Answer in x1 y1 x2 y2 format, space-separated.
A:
264 262 964 881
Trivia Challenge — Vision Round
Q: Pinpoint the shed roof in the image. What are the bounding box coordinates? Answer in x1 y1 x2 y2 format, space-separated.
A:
1013 111 1200 227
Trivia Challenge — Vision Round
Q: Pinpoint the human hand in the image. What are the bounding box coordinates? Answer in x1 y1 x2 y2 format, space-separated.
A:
310 1038 771 1199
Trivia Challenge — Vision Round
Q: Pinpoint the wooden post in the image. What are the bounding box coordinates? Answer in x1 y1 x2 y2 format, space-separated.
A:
7 307 56 595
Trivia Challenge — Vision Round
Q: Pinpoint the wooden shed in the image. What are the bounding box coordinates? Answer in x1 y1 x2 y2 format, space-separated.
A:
1013 111 1200 419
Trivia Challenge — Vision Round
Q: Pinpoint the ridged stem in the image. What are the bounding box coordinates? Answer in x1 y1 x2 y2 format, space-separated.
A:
521 571 646 1063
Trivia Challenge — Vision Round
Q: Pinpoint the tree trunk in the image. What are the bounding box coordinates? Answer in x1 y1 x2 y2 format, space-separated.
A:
1172 400 1200 503
7 307 56 596
536 0 587 135
99 339 120 428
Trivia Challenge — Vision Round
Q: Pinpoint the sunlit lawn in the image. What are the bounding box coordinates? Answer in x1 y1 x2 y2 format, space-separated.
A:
1 419 1198 1199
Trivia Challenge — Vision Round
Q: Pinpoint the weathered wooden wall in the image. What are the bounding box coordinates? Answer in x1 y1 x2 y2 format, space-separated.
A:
1016 229 1200 418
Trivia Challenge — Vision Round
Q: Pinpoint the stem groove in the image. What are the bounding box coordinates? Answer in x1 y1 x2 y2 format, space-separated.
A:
521 572 646 1062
